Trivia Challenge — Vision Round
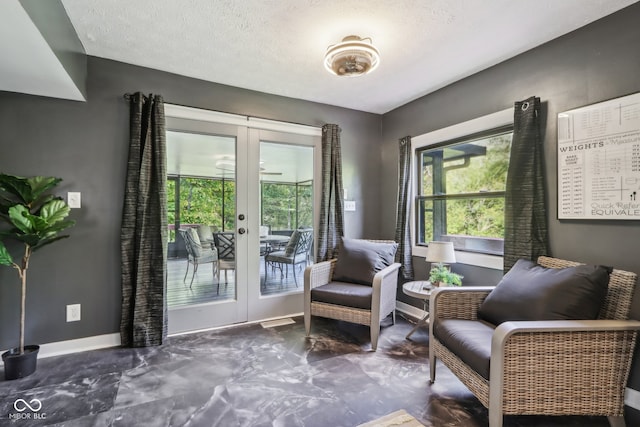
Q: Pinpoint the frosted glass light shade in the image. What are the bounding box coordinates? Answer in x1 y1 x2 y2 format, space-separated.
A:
425 241 456 264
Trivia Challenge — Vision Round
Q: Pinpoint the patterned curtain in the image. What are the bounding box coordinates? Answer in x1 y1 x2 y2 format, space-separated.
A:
120 92 168 347
316 124 344 262
395 136 414 279
503 96 548 273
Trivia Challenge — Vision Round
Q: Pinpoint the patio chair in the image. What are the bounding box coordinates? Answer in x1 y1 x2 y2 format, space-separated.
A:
265 229 313 286
213 232 235 284
178 228 218 289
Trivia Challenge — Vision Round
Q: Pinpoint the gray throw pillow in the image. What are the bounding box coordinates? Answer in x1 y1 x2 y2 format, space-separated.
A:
477 259 610 326
332 238 398 286
197 225 214 243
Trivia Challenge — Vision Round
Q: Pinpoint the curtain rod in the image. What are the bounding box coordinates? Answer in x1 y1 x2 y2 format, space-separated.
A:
123 92 151 101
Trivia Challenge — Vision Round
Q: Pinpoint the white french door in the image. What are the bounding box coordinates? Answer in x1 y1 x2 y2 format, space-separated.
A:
164 105 321 334
247 128 321 321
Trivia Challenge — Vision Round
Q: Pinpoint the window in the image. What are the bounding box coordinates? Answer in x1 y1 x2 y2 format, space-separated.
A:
415 126 513 255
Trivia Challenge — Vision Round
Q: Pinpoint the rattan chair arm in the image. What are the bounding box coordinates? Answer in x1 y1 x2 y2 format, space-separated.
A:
430 286 495 321
492 319 640 362
304 259 337 292
489 319 640 419
371 263 401 322
494 319 640 337
371 263 402 290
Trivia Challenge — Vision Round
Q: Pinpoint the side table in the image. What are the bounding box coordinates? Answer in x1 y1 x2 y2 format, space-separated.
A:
402 280 433 339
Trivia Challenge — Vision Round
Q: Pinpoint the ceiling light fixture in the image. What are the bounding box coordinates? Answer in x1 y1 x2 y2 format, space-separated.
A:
215 159 235 172
324 35 380 77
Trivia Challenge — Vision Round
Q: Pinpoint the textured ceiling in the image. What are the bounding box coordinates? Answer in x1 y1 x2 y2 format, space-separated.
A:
61 0 637 113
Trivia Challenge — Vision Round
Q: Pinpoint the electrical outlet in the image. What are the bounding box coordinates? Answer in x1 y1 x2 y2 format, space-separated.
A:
66 304 81 322
344 200 356 211
67 192 81 209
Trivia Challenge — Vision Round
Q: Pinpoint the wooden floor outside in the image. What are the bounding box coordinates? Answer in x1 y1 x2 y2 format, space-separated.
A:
167 257 307 307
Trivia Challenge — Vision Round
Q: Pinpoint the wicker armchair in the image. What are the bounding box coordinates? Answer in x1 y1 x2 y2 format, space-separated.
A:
304 240 401 351
429 256 640 427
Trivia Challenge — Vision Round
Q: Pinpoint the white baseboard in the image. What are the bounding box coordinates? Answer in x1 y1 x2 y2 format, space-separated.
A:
1 333 122 359
396 300 426 321
2 313 308 360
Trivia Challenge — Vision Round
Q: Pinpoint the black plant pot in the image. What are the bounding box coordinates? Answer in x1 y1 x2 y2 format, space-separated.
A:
2 345 40 380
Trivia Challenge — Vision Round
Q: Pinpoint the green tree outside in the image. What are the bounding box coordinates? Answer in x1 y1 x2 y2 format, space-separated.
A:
420 133 512 242
167 177 312 242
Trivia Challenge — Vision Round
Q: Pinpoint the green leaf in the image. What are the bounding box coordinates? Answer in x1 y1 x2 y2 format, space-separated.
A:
40 199 70 225
32 234 70 252
13 233 42 247
27 176 62 202
43 219 75 234
30 215 48 233
8 205 32 234
0 193 16 213
31 194 56 212
0 174 32 204
0 241 13 266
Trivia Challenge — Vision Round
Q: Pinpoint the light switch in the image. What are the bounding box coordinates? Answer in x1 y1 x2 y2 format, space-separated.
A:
68 192 81 209
345 200 356 211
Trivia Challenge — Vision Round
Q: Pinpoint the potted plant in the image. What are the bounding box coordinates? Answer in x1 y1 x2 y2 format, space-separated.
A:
0 173 75 380
429 264 463 287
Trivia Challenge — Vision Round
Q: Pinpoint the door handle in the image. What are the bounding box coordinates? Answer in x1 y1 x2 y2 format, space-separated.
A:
238 228 246 234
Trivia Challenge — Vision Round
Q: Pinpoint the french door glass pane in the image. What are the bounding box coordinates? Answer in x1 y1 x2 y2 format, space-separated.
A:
166 130 237 308
260 141 314 295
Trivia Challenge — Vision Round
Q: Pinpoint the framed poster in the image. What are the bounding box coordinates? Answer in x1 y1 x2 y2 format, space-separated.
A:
557 92 640 220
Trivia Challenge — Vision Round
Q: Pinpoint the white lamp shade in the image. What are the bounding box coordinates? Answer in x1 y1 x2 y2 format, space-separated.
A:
425 241 456 264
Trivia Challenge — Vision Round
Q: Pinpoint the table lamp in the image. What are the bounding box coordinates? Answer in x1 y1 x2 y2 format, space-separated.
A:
425 241 456 271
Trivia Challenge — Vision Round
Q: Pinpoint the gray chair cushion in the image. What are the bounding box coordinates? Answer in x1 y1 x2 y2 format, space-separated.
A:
434 319 495 380
332 238 398 286
266 251 306 264
478 259 610 326
187 228 203 257
284 230 299 256
310 281 373 309
197 225 214 245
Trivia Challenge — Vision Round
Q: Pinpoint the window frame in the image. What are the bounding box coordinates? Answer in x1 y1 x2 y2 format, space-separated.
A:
411 108 513 270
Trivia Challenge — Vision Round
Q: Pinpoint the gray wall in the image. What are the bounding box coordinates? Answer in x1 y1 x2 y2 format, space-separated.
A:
381 3 640 418
0 57 382 350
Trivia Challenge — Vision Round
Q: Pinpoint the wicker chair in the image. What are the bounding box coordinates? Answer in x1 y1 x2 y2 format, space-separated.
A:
429 256 640 427
304 240 401 351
